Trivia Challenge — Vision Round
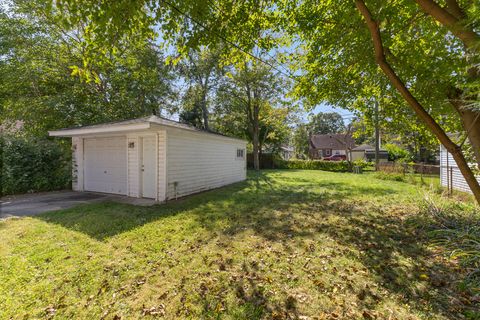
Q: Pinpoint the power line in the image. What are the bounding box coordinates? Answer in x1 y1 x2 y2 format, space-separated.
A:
161 0 297 81
205 0 293 76
162 1 364 122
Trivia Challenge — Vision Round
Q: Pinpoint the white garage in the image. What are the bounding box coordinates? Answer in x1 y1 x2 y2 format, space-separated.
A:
440 144 480 194
49 116 247 202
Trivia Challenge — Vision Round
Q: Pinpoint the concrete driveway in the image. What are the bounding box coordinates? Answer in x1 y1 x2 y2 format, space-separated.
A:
0 191 156 219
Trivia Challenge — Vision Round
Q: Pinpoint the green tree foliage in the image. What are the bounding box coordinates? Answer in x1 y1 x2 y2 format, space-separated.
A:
46 0 478 159
350 117 373 146
178 86 205 129
282 0 480 200
1 135 71 195
292 123 309 159
0 1 176 136
384 143 413 162
178 48 224 130
213 63 292 169
308 112 345 135
34 0 282 86
351 113 438 162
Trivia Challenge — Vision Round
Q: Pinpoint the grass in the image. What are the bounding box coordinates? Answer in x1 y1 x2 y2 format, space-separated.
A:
372 171 441 188
1 170 479 319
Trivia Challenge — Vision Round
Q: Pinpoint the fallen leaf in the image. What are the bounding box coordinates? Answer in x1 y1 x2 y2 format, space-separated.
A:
142 304 165 316
419 274 429 281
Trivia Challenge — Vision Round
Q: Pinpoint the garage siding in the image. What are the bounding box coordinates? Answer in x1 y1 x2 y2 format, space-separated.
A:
158 131 167 201
165 128 246 200
71 137 84 191
440 144 480 194
127 136 139 197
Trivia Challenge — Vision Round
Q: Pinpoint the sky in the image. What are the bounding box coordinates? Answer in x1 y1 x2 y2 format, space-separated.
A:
1 2 355 126
304 103 355 125
313 103 351 118
152 21 355 124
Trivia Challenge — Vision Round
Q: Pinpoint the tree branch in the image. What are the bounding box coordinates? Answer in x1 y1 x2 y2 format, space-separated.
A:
414 0 479 50
445 0 466 19
355 0 480 203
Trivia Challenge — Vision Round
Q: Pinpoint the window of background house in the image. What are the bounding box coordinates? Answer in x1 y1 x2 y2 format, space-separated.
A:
325 149 331 156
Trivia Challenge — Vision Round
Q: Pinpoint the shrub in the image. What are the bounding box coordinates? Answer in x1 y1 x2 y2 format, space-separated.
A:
384 143 413 162
352 159 374 171
274 159 349 172
1 136 71 195
373 171 405 182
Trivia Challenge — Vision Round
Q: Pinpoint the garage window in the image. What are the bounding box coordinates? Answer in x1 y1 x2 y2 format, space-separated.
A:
236 149 245 159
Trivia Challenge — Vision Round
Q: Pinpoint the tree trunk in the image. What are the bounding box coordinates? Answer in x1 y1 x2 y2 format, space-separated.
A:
374 100 380 170
355 0 480 204
252 103 260 171
200 88 209 131
253 126 260 171
450 99 480 169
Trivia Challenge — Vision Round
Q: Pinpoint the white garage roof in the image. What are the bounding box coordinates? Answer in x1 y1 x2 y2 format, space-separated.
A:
49 115 246 142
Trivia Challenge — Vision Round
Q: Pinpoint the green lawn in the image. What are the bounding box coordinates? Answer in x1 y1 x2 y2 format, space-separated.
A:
1 170 478 319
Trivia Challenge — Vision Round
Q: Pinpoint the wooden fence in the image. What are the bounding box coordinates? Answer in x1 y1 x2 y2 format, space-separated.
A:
247 153 275 169
378 162 440 175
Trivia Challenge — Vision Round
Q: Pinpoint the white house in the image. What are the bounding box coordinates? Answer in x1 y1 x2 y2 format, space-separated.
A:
350 144 374 161
350 144 389 162
440 144 480 194
49 116 247 202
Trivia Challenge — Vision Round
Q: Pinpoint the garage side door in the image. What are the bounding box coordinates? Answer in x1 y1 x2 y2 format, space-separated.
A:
84 137 127 195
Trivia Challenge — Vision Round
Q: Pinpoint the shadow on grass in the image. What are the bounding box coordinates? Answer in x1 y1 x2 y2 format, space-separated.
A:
40 171 397 241
34 170 477 318
320 208 477 317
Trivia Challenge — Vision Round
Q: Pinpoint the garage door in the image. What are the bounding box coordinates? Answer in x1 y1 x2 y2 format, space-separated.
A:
84 137 127 195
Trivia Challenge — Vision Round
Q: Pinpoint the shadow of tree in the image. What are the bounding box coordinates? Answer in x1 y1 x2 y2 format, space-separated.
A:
318 203 474 317
37 171 400 240
34 170 478 318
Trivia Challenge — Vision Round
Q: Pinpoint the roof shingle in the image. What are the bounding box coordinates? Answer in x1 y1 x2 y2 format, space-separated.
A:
309 134 355 150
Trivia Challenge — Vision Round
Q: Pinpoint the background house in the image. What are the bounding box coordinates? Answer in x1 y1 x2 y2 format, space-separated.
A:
309 134 355 159
350 144 374 161
280 146 294 160
350 144 389 162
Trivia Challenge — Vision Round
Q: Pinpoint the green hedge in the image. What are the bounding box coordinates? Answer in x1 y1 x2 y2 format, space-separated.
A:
1 136 71 195
274 159 350 172
373 171 406 182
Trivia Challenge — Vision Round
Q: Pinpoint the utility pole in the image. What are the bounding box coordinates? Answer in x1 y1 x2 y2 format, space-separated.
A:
374 100 380 170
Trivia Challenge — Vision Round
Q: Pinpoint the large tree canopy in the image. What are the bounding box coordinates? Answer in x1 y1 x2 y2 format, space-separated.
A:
0 0 177 136
308 112 345 135
8 0 480 202
213 62 292 169
177 47 224 131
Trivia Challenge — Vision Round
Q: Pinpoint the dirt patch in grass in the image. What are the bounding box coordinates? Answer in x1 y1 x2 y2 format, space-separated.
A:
0 170 478 319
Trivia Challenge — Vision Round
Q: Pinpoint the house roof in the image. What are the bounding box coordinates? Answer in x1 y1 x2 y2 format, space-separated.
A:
352 144 374 151
49 115 246 142
309 134 355 150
